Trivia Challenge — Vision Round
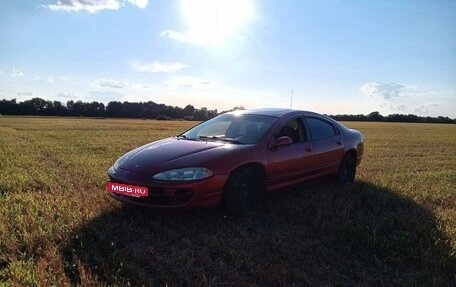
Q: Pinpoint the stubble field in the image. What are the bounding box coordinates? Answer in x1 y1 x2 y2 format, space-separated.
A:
0 116 455 286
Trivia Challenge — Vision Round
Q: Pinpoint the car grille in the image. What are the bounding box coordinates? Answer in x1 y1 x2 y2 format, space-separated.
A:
108 177 193 206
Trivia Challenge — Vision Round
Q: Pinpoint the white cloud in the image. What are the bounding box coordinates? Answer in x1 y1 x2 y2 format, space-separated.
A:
360 82 456 117
11 68 24 77
95 79 126 88
56 92 74 99
164 76 224 90
128 82 151 89
131 61 188 73
90 91 125 101
415 103 439 115
45 0 148 13
90 78 163 90
46 0 120 13
127 0 148 9
31 75 68 83
17 92 34 96
395 104 406 111
361 82 410 114
159 30 189 42
360 82 405 100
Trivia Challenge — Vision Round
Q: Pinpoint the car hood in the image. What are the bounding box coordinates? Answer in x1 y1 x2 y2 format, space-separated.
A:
118 138 225 173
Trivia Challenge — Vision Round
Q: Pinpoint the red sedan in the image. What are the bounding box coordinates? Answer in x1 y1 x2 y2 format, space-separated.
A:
107 109 364 213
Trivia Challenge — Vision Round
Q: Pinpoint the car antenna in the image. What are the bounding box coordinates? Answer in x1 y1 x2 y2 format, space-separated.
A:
290 89 293 109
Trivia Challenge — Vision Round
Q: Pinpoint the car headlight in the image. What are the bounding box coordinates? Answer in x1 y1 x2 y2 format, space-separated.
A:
153 167 213 181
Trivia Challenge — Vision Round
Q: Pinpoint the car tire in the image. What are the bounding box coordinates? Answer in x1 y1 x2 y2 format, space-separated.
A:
337 153 356 184
223 168 259 215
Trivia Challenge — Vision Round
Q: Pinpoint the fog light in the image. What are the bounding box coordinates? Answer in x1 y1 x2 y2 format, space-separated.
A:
175 189 193 203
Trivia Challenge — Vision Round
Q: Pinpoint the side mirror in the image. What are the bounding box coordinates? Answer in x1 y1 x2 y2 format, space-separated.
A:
269 136 293 150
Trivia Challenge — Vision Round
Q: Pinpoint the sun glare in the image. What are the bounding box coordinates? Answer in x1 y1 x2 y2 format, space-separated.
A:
179 0 254 46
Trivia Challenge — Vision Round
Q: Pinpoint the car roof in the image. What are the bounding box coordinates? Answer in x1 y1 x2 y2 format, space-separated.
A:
229 108 321 118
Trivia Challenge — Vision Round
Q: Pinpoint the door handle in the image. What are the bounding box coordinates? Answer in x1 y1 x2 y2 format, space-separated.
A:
305 146 312 152
336 140 343 145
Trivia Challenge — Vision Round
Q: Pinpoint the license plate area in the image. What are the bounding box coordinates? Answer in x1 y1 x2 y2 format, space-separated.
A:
106 182 148 197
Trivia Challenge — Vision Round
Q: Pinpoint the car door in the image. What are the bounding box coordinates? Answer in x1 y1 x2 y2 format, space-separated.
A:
266 116 315 191
304 116 345 177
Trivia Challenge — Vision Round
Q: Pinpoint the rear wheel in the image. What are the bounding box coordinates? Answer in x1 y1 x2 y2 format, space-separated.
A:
223 168 262 215
337 153 356 184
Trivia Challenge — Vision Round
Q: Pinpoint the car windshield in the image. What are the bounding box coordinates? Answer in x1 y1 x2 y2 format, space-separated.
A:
181 114 277 144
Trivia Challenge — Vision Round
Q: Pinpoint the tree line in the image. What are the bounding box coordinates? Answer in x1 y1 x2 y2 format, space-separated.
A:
0 98 218 121
329 111 455 124
0 97 454 123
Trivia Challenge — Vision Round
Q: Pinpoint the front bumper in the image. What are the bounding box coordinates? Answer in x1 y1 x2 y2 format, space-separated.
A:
107 167 225 209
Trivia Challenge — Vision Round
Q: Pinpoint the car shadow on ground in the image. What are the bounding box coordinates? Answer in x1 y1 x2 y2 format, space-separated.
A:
61 181 456 286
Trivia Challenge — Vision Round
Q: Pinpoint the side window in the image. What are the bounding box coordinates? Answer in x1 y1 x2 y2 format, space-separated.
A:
306 117 336 141
276 118 307 143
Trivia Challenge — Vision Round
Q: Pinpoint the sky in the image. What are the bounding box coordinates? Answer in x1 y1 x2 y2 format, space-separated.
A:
0 0 455 117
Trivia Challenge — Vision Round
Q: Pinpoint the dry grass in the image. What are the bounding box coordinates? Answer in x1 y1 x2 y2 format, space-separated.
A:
0 117 455 286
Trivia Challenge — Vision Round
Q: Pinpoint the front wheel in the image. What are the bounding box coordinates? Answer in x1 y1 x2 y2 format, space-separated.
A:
337 153 356 184
222 168 260 215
